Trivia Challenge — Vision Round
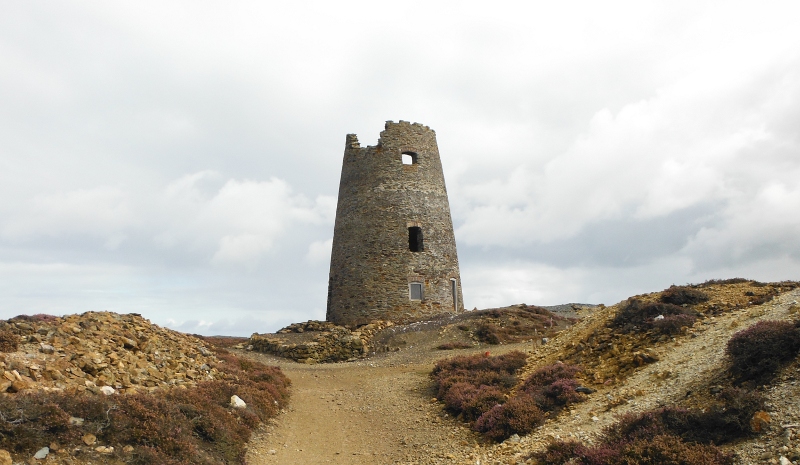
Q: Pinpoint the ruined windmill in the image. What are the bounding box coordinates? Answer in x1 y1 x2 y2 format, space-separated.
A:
326 121 464 326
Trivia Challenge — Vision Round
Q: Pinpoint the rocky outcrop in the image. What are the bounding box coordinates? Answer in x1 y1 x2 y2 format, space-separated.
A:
249 320 393 363
0 312 224 394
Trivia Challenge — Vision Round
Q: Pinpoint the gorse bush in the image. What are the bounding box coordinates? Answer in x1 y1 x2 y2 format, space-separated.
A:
726 319 800 384
612 299 697 335
0 349 290 464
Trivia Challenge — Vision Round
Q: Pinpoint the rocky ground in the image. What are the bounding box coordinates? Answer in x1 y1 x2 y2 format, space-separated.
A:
3 281 800 464
241 281 800 465
0 311 224 395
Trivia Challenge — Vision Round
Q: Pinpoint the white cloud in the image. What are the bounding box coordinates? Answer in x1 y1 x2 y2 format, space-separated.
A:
305 238 332 265
1 186 133 240
2 1 800 333
456 54 800 251
682 182 800 268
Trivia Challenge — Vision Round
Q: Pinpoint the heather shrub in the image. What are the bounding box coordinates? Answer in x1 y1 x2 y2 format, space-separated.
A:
0 394 73 452
726 320 800 383
436 341 472 350
473 394 545 441
475 323 501 344
197 335 249 349
605 390 763 446
660 286 709 305
431 351 527 381
520 363 585 411
9 313 59 323
432 352 527 435
467 306 563 344
0 329 18 352
612 299 697 334
0 351 289 464
615 435 734 464
432 352 526 403
700 278 749 286
535 421 736 464
652 313 696 335
443 383 506 421
538 439 633 465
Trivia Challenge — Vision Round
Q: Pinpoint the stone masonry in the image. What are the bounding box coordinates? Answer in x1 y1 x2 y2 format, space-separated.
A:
326 121 463 326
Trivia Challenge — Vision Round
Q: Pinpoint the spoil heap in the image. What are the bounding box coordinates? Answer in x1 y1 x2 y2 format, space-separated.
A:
0 311 224 395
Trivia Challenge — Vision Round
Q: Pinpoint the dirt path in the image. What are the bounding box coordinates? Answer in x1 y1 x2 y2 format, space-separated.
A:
238 344 522 465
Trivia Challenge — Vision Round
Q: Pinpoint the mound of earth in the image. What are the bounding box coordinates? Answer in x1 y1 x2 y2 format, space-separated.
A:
0 312 289 465
0 311 224 395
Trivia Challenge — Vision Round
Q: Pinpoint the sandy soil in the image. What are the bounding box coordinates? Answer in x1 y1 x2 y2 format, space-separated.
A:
239 339 522 465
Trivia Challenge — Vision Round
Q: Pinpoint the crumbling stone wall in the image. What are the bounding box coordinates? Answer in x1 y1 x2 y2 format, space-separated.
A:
327 121 463 326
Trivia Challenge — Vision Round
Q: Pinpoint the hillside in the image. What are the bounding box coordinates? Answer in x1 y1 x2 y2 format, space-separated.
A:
241 279 800 464
1 279 799 464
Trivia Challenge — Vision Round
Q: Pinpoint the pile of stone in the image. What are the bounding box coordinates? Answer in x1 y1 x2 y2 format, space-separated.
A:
0 311 224 395
249 320 393 363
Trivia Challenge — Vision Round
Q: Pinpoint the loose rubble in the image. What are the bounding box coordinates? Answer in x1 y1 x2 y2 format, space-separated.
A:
0 311 224 395
249 320 393 363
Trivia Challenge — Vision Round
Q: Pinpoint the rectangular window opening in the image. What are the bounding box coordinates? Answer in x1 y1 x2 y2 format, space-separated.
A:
451 278 458 312
408 226 424 252
409 282 423 301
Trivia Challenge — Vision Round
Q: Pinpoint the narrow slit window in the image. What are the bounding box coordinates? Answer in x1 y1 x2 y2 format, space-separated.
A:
408 226 423 252
451 278 458 311
409 282 423 300
401 151 418 165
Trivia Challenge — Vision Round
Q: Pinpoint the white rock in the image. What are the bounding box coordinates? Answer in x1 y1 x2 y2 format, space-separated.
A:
39 343 55 354
34 447 49 459
69 416 84 426
654 314 665 320
100 386 116 395
230 395 247 408
779 457 791 465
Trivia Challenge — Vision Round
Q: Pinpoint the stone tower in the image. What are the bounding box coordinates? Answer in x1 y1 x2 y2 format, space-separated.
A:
326 121 464 326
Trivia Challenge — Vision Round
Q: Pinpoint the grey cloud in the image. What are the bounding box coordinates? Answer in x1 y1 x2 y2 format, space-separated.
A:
2 2 799 334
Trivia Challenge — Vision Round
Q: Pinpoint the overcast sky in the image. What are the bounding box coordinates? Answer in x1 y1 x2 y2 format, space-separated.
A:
2 1 799 336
